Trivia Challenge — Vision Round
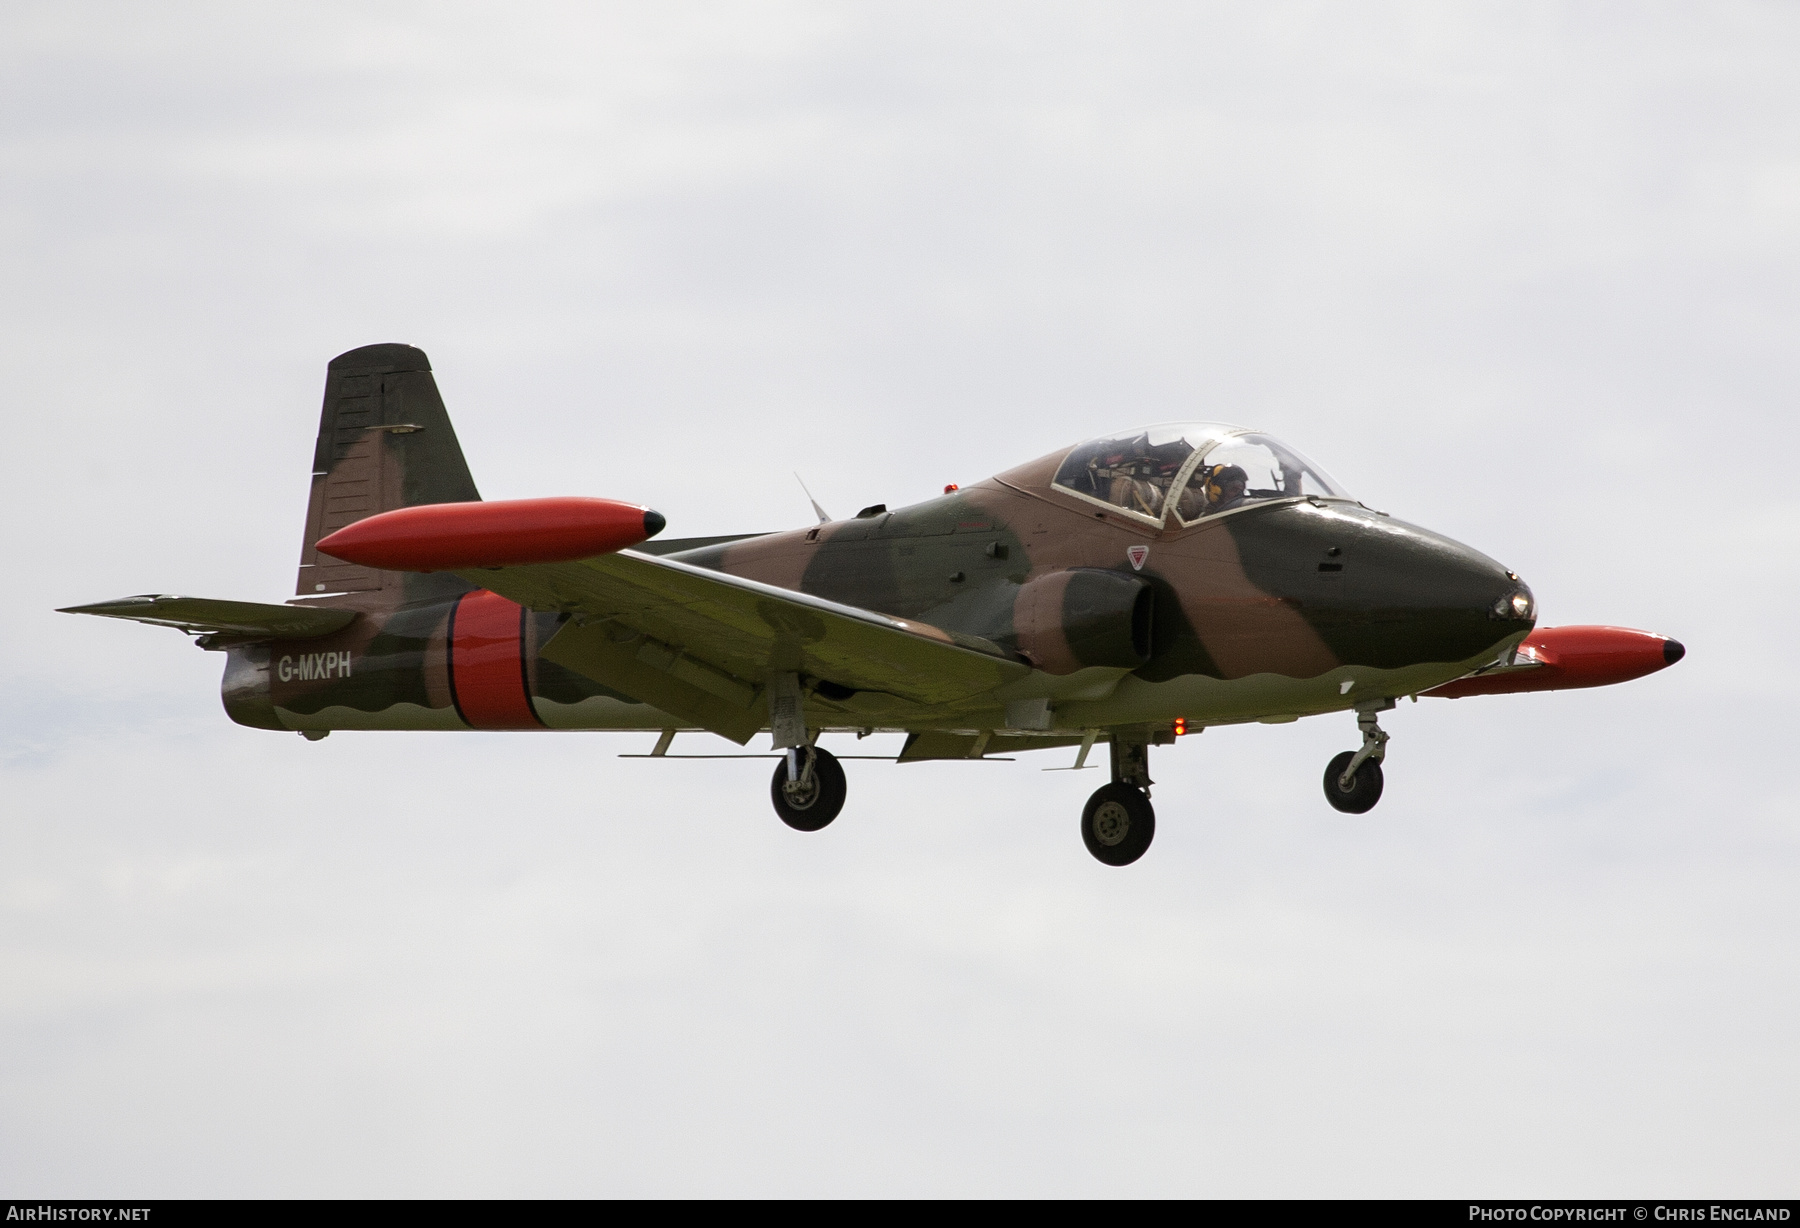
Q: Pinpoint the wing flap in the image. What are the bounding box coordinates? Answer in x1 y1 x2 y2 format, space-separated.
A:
57 595 356 639
897 731 1087 762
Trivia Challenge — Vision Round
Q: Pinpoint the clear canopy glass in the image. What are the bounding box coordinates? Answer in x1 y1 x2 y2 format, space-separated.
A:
1051 423 1351 525
1050 424 1239 522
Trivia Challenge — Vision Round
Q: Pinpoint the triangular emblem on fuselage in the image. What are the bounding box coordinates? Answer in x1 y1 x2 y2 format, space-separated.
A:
1127 545 1149 571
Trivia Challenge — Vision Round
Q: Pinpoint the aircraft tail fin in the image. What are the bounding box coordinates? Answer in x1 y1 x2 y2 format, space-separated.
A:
296 343 481 600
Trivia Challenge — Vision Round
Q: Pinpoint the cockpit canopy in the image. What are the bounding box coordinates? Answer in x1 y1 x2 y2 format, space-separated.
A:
1051 423 1351 526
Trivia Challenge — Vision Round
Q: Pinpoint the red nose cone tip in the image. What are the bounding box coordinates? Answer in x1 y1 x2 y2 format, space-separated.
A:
316 497 659 571
1663 638 1686 666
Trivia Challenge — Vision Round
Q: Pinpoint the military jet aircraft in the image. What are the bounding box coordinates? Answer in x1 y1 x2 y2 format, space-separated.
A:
62 344 1686 865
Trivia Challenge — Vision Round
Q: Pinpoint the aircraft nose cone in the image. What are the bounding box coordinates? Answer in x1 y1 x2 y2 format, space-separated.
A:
1349 514 1531 666
1216 503 1536 672
643 508 667 539
1663 638 1686 665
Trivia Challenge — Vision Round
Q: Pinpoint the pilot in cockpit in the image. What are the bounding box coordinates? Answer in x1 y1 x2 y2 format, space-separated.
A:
1182 463 1247 517
1056 425 1354 523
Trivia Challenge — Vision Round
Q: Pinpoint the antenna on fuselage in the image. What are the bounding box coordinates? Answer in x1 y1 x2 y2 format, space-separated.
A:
794 472 831 524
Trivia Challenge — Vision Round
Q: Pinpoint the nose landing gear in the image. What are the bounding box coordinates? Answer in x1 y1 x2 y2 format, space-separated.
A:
1324 701 1390 813
770 744 846 831
1081 732 1156 865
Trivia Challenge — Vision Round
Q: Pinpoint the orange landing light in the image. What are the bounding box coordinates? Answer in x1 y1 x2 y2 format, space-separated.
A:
1173 717 1189 736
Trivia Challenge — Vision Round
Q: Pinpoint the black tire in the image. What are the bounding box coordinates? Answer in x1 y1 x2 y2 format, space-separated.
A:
1323 750 1384 814
769 746 846 832
1080 783 1156 866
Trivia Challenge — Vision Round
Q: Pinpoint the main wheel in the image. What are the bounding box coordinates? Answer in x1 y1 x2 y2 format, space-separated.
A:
1080 783 1156 866
770 746 847 831
1323 750 1384 813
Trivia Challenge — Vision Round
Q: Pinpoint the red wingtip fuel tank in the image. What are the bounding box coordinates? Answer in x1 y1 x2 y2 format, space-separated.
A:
316 498 666 572
1424 625 1685 699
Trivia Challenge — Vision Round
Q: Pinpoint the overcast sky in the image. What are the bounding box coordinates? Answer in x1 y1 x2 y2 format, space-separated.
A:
2 1 1796 1197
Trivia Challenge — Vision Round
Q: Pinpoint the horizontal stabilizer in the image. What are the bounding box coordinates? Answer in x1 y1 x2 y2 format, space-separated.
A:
57 595 356 639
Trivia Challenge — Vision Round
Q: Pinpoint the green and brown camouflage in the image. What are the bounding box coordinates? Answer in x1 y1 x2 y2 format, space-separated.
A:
63 343 1544 751
63 342 1693 862
293 343 482 607
681 455 1534 734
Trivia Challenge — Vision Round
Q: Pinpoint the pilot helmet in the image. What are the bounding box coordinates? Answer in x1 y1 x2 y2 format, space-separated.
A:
1205 464 1249 503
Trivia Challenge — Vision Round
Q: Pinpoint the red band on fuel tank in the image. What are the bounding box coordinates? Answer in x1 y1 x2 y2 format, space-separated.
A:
448 590 544 729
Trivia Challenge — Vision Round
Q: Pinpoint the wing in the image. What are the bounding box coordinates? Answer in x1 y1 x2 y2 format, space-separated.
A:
57 594 356 639
456 550 1029 744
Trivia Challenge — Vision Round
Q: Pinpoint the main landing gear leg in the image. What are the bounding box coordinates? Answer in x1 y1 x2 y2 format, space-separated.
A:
1081 730 1156 866
1324 700 1392 814
766 671 846 831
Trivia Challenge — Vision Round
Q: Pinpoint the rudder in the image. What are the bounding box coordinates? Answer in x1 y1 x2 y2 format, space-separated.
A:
296 343 481 598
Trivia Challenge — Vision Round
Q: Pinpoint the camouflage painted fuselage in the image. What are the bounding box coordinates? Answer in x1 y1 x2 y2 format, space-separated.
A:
231 449 1533 741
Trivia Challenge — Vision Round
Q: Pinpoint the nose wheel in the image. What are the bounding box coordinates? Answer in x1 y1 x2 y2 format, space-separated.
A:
1079 731 1158 865
1324 751 1383 812
769 744 846 831
1324 704 1389 813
